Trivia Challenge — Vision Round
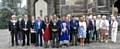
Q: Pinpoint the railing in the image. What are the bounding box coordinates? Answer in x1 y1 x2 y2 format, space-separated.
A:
60 5 88 15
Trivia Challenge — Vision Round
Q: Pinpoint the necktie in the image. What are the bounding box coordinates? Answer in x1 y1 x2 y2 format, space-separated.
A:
111 21 114 27
86 21 88 28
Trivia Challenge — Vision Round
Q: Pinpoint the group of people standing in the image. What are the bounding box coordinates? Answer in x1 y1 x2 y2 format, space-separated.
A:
8 14 118 48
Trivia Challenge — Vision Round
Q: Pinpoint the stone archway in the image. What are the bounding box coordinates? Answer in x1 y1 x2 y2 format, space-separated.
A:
35 0 47 19
27 0 56 19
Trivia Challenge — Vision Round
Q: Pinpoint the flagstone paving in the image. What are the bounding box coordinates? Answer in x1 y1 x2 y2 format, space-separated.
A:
0 29 120 49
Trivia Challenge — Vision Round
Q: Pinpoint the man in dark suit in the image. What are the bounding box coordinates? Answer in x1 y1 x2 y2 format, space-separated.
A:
9 15 19 46
85 16 93 44
34 15 43 46
70 16 79 46
21 15 31 46
50 14 60 48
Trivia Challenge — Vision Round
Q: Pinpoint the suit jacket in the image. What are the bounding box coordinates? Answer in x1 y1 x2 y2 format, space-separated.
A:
85 20 93 30
50 20 60 33
34 20 43 33
21 19 31 32
70 20 79 33
8 20 19 32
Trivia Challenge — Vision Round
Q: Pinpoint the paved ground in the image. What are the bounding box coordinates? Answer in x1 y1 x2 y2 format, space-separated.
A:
0 29 120 49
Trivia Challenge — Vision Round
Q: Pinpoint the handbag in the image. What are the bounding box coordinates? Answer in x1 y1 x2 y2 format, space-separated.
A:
105 32 109 35
31 29 35 33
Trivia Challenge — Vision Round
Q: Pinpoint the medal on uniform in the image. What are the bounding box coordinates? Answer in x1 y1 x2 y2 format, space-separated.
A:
13 23 15 25
54 23 56 25
12 20 16 25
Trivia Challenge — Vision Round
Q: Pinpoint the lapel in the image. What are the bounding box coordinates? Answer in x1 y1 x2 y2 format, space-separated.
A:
36 20 38 26
26 20 28 26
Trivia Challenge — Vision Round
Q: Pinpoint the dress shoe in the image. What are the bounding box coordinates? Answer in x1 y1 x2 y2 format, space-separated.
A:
22 44 25 46
52 46 55 48
35 44 39 46
40 45 42 47
16 44 19 46
12 44 14 46
56 46 59 48
75 44 77 46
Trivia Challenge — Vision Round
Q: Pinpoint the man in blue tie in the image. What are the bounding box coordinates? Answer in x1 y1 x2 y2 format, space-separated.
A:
34 15 43 46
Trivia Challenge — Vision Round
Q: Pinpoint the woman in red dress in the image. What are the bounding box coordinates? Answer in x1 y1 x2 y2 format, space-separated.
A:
42 16 50 48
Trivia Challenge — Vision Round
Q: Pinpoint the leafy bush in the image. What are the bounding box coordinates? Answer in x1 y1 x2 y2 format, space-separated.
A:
0 6 14 29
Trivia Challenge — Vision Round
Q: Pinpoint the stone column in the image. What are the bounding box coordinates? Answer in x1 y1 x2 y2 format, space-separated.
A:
27 0 35 19
46 0 54 16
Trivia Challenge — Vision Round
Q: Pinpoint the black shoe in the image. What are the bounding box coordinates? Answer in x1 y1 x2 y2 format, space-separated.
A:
75 44 77 46
12 44 14 46
56 46 59 48
84 42 87 44
27 44 30 46
52 46 55 48
71 44 74 46
27 43 30 45
87 43 90 44
35 44 39 46
16 44 19 46
22 44 25 46
44 46 48 48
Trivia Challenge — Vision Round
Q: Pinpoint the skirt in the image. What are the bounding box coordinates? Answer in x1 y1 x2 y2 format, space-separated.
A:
101 29 108 37
31 33 36 43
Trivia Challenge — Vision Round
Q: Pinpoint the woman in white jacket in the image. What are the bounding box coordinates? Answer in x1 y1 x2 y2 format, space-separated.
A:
100 15 109 43
111 16 118 43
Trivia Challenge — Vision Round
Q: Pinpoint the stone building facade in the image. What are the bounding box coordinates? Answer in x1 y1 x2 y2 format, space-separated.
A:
27 0 118 18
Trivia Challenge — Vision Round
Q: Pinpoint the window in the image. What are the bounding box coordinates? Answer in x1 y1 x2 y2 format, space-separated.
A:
40 10 43 17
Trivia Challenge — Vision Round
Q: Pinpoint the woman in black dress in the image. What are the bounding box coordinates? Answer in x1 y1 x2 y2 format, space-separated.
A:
31 16 36 44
